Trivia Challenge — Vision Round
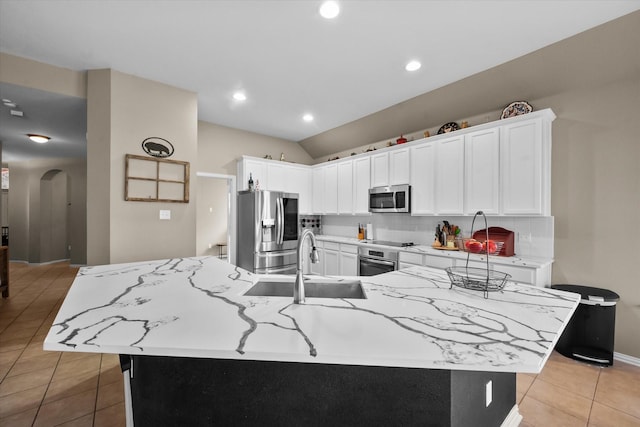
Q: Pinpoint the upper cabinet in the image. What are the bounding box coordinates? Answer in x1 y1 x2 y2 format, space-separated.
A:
353 157 371 215
465 128 500 215
500 116 550 215
370 147 410 187
237 108 555 218
434 135 465 215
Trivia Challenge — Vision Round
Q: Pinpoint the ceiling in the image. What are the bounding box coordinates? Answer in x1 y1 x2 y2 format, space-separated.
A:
1 1 639 162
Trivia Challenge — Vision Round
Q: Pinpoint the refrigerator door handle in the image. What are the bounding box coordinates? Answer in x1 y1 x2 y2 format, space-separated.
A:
279 197 285 245
275 197 283 245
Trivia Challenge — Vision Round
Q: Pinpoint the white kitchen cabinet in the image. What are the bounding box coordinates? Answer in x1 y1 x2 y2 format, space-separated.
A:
389 147 410 185
434 135 465 214
424 255 455 270
370 152 389 188
370 148 410 188
410 142 436 215
500 117 548 215
465 128 500 215
353 157 371 214
289 165 312 214
312 167 325 214
324 163 338 214
339 244 358 276
399 251 424 270
237 157 311 212
337 161 354 214
323 241 340 275
266 162 286 191
238 158 268 191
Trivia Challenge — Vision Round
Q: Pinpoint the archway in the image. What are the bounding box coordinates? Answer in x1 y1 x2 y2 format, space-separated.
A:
39 169 69 263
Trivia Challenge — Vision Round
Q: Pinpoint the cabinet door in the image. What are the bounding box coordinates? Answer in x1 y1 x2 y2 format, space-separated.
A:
389 147 410 185
410 142 436 215
267 163 286 192
465 128 500 215
240 158 268 191
324 249 339 276
434 136 465 214
353 157 371 214
370 152 389 187
339 252 358 276
501 118 543 215
290 166 312 214
337 161 354 214
324 164 338 214
312 167 325 214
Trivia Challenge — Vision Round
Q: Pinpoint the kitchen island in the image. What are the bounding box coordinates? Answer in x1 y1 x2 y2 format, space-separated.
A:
44 256 579 426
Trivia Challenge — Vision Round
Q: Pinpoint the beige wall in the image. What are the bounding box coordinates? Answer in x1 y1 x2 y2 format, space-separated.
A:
87 69 199 265
0 52 86 98
196 121 313 175
7 158 86 264
196 177 228 257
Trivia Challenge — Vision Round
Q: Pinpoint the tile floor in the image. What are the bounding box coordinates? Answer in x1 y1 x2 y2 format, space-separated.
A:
1 261 639 426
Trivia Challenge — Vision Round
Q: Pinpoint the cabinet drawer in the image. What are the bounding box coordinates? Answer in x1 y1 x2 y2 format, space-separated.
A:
340 243 358 254
399 252 424 265
323 241 340 251
463 260 535 285
424 255 454 269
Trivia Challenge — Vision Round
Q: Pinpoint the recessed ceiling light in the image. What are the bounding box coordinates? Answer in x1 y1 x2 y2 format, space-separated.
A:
233 92 247 101
319 1 340 19
405 60 422 72
27 134 50 143
303 114 314 122
3 101 16 108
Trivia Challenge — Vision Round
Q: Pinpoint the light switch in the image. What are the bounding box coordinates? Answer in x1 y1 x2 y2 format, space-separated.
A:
159 210 171 220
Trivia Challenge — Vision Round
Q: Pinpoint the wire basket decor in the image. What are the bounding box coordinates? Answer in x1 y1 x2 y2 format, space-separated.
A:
445 211 511 298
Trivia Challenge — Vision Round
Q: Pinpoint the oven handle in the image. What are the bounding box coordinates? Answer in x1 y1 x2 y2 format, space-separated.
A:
358 256 396 268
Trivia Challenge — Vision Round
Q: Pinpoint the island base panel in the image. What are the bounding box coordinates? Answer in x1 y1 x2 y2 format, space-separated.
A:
126 355 515 426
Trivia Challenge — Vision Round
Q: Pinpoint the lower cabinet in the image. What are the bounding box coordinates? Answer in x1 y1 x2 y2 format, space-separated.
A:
398 250 550 287
324 242 340 276
339 244 358 276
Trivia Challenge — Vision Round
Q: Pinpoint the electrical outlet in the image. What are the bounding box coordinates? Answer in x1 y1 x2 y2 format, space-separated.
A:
519 232 532 243
485 380 492 407
159 210 171 220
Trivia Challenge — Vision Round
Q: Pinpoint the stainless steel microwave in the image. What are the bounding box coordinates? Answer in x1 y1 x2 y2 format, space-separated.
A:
368 184 411 213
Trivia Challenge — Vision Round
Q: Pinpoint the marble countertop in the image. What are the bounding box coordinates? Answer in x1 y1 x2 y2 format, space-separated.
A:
44 256 578 373
316 235 553 268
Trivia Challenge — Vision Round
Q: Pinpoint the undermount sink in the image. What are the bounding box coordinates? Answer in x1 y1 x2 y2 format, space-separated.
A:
244 278 366 299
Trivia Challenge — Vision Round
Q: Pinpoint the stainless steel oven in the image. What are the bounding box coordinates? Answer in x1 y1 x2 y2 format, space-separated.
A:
357 246 399 276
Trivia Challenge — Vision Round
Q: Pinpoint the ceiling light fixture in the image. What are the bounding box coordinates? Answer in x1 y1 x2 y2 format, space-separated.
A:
303 114 314 122
405 60 422 72
233 92 247 101
27 134 50 143
319 1 340 19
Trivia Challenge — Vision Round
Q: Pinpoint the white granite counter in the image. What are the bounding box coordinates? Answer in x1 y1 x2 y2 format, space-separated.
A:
316 234 553 269
44 256 578 373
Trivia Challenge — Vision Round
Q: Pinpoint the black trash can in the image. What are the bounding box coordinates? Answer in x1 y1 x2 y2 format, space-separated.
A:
551 284 620 366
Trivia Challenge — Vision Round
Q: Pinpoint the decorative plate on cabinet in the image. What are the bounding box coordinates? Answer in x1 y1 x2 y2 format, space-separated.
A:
501 101 533 119
437 122 459 134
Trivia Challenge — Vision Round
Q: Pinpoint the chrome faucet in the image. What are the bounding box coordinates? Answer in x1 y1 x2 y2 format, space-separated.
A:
294 229 319 304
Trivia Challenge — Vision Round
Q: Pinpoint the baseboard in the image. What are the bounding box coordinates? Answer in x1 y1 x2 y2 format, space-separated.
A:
500 404 522 427
614 352 640 367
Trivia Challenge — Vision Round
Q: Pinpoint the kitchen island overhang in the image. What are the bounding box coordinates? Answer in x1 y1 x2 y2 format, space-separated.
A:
44 256 580 426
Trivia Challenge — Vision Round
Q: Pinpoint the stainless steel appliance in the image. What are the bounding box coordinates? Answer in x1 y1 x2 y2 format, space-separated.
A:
237 190 299 274
358 246 399 276
368 184 411 213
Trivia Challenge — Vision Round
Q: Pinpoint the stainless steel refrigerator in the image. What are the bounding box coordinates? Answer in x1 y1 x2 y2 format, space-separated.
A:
236 190 299 274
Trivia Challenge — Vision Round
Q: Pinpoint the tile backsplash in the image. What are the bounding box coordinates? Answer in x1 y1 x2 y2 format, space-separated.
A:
320 214 554 260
